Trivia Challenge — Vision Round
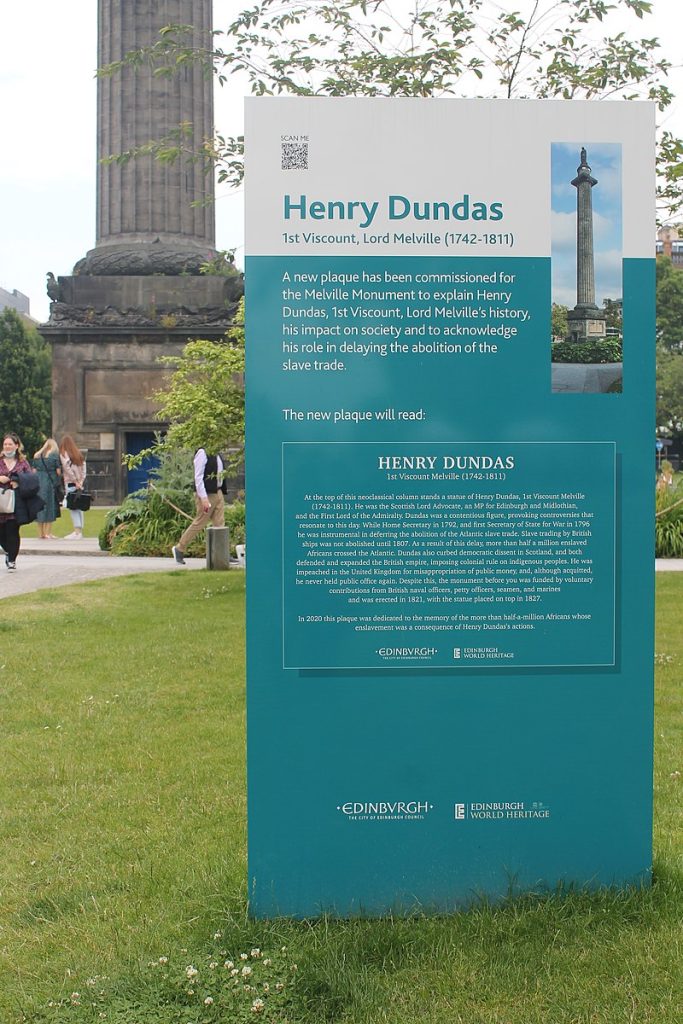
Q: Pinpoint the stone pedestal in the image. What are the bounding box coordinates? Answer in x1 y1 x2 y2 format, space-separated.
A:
567 306 607 342
42 272 243 504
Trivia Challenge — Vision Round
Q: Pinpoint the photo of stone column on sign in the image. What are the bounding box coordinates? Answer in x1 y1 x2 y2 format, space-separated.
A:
550 143 623 394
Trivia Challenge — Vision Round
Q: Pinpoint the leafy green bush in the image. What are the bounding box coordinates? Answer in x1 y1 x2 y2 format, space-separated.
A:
225 495 245 550
656 476 683 558
100 450 246 557
552 338 622 363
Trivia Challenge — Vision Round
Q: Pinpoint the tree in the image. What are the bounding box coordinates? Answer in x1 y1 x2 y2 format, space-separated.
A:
602 298 623 334
657 345 683 438
551 303 568 341
100 0 682 214
656 256 683 351
0 309 51 455
127 300 245 472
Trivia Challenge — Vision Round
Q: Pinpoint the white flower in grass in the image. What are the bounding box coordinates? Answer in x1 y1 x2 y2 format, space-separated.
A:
275 982 284 992
70 993 81 1004
209 962 218 970
250 948 261 958
204 996 214 1006
186 965 199 980
86 978 96 987
263 983 270 992
251 998 265 1013
244 984 253 991
262 958 272 967
224 960 234 969
241 965 253 977
230 968 239 977
240 952 249 960
158 956 168 965
213 930 223 940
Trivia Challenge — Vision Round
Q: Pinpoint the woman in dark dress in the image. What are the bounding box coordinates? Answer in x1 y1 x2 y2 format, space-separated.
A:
33 438 62 539
0 432 34 570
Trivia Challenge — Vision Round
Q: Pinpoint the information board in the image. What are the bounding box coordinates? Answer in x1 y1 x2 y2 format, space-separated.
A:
245 99 655 918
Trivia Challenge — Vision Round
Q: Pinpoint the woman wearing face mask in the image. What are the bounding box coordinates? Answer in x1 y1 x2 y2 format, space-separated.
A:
59 434 87 539
0 433 34 570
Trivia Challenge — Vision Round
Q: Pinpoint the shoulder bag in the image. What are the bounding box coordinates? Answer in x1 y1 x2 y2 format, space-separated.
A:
42 456 65 503
0 487 15 514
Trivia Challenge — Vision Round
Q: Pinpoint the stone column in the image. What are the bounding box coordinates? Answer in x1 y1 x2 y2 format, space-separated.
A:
81 0 216 274
43 0 243 505
572 148 598 310
567 147 606 341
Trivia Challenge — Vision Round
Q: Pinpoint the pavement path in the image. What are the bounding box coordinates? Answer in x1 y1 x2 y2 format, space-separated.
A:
0 536 210 600
551 362 622 393
0 536 679 599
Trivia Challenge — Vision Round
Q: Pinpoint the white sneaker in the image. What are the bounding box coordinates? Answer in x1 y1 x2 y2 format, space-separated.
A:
64 532 81 540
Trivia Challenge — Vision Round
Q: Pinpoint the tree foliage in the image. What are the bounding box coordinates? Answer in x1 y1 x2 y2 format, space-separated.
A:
551 302 568 340
126 300 245 472
656 256 683 352
0 308 51 454
99 0 681 215
656 345 683 438
602 298 623 333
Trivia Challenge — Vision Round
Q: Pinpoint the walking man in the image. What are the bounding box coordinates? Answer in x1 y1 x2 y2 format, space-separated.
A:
172 448 227 564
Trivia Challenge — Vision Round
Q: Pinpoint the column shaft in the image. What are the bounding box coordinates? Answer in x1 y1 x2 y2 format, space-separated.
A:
96 0 215 250
576 182 596 307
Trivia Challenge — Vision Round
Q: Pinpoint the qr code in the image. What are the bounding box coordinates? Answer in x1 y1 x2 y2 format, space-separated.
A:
281 142 308 170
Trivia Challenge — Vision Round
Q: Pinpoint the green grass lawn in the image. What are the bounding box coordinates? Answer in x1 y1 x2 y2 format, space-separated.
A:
23 507 108 541
1 572 681 1024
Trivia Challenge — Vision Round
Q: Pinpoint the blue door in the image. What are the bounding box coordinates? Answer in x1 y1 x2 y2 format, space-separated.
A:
125 432 159 496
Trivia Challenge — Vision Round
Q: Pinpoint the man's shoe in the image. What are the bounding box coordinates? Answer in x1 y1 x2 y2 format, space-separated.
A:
6 560 16 571
172 546 186 565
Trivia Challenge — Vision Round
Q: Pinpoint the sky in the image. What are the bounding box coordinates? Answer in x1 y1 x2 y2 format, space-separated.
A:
0 0 681 323
551 143 623 308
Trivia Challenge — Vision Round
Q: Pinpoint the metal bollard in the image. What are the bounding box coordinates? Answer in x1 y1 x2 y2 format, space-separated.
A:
206 525 231 570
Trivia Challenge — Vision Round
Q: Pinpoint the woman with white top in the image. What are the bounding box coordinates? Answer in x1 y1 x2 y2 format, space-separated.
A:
59 434 87 539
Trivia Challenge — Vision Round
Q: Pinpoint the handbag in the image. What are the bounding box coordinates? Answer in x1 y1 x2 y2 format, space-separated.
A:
0 487 15 514
66 490 93 512
41 456 64 504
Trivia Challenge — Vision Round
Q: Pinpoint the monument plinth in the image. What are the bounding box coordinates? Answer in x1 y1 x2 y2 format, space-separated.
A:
41 0 243 504
567 147 606 342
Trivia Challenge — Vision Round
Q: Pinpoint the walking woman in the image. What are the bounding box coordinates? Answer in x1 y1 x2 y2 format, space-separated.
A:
59 435 87 539
0 433 37 570
33 438 62 539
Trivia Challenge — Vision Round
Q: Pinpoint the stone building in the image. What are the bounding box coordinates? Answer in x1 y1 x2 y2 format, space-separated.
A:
0 286 31 317
656 225 683 268
41 0 243 504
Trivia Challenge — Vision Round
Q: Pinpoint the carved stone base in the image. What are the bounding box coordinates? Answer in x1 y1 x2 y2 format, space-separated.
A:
73 242 220 277
567 306 607 342
45 272 243 330
40 270 244 504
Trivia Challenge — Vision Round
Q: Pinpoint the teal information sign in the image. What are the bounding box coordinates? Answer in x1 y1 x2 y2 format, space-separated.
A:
245 99 655 918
